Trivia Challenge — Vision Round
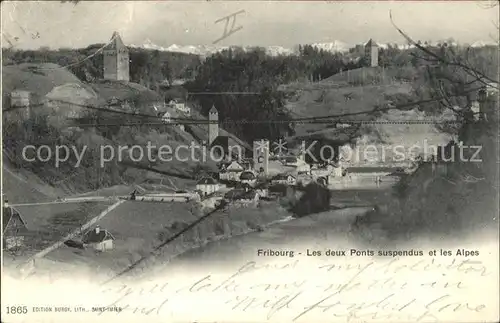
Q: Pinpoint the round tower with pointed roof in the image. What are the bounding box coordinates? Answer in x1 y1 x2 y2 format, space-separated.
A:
209 105 219 145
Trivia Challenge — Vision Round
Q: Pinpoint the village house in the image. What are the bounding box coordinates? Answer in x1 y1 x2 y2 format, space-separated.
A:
82 226 115 251
166 98 190 116
161 111 171 123
3 201 29 250
7 89 46 123
196 177 221 197
272 174 297 186
239 171 257 187
9 90 33 119
485 82 499 96
224 188 260 207
219 160 245 181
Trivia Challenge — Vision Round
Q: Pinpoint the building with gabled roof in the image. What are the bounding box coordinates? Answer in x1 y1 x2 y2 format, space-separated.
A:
166 98 190 115
103 31 130 82
272 174 297 186
82 226 115 251
3 201 29 250
196 176 221 197
239 170 257 186
224 188 260 206
219 160 245 182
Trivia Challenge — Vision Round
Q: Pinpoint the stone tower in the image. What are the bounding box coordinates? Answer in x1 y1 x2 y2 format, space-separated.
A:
364 39 379 67
253 139 269 175
103 32 130 82
209 105 219 145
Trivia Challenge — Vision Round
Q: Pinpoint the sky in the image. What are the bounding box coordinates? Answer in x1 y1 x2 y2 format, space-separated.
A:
1 1 498 49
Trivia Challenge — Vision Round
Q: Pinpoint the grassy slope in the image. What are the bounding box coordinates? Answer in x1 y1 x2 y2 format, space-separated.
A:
3 63 282 271
45 200 292 272
2 63 234 192
3 162 114 255
282 67 414 140
281 67 454 166
2 63 83 98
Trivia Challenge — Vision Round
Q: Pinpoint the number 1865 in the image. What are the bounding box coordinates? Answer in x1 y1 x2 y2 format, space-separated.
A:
6 306 28 314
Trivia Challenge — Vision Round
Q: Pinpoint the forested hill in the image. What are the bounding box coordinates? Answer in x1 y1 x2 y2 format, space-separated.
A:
2 45 202 87
3 43 497 146
184 44 498 143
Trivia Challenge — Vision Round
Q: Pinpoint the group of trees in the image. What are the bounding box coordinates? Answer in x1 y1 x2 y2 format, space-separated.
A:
186 46 367 143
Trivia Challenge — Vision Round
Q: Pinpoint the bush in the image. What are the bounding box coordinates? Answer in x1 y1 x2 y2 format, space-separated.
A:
392 176 410 198
291 182 331 217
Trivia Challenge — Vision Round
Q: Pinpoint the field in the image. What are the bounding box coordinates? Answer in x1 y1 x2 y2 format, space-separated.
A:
42 200 292 273
2 63 84 98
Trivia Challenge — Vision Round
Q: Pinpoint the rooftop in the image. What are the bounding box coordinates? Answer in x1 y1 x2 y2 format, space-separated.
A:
239 171 256 180
274 173 296 180
3 206 29 234
365 39 378 47
105 32 128 51
82 227 115 244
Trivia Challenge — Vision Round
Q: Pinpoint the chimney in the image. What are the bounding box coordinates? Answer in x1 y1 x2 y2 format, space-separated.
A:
95 226 100 234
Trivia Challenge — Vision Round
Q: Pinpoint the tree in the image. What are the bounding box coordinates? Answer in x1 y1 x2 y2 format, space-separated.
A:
291 182 331 217
390 10 498 143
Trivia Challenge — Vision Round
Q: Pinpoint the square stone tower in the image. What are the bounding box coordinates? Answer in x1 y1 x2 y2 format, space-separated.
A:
253 139 269 175
209 105 219 145
103 32 130 82
364 39 379 67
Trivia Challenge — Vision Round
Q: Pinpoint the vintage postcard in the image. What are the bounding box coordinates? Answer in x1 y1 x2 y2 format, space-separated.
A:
1 0 499 322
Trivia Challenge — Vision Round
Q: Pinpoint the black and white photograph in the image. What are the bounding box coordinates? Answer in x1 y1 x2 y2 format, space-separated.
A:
1 1 499 322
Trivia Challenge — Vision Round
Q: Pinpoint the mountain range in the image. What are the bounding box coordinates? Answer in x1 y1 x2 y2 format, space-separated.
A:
130 38 497 57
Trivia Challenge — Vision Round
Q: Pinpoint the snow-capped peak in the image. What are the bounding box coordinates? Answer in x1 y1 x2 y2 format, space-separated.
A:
130 41 295 57
310 40 350 53
128 38 497 57
471 40 498 47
